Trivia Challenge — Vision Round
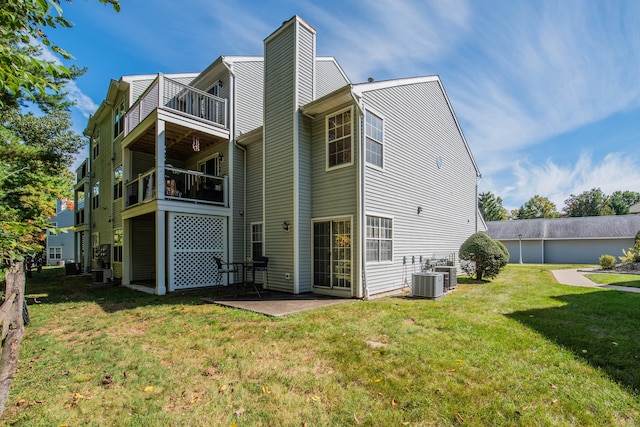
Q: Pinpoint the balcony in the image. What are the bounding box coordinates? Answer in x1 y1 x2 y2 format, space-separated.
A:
125 166 228 209
125 75 227 137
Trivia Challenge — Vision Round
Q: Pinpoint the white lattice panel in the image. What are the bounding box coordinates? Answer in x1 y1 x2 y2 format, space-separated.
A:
168 213 226 291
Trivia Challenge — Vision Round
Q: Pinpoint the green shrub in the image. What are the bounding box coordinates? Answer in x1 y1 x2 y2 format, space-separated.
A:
620 229 640 263
599 254 617 270
495 240 510 259
459 232 508 280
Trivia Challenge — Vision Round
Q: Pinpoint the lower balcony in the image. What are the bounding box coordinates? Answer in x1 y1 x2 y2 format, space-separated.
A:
124 166 228 209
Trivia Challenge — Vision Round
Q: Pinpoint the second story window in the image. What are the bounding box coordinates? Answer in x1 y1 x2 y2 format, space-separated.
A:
326 107 353 169
114 101 125 137
92 181 100 209
113 166 123 200
92 129 100 160
366 110 384 169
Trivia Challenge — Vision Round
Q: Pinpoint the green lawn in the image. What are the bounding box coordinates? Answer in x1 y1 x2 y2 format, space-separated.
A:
585 273 640 289
1 264 639 426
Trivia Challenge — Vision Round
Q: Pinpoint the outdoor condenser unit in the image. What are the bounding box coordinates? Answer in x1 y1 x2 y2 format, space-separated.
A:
412 273 444 299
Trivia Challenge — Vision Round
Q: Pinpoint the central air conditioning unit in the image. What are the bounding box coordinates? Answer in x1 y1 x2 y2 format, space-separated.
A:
92 268 112 284
412 273 444 299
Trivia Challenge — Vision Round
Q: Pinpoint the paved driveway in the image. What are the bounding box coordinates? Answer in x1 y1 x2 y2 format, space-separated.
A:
551 269 640 293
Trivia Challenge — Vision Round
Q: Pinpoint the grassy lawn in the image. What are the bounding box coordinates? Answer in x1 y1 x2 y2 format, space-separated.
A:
1 264 638 426
585 273 640 289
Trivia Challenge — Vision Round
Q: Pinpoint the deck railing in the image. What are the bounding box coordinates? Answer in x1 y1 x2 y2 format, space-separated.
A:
124 75 227 136
125 167 227 208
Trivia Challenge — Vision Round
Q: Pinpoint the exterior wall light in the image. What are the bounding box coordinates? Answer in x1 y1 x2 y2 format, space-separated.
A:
283 221 290 232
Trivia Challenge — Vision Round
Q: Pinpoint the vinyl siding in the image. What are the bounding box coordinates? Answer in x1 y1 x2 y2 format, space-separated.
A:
244 138 263 256
233 61 264 136
310 103 359 294
131 78 155 103
297 27 315 106
316 59 350 99
361 81 478 295
264 23 296 292
503 238 635 264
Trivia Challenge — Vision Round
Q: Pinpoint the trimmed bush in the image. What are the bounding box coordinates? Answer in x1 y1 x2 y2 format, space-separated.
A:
459 232 508 280
599 254 616 270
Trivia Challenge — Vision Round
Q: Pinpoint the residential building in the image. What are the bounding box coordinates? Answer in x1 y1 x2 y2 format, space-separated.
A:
46 199 75 266
487 215 640 264
75 16 482 297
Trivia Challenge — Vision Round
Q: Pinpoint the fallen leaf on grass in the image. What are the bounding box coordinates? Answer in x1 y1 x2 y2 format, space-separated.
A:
548 382 557 390
391 398 398 407
374 378 381 383
219 384 228 392
551 399 559 405
191 396 199 404
262 385 270 394
234 407 245 417
455 413 465 422
144 386 154 393
102 375 114 386
354 413 361 424
202 368 217 377
612 342 618 346
447 369 456 373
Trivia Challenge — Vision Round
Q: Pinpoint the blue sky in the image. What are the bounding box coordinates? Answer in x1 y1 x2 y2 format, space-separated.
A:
49 0 640 211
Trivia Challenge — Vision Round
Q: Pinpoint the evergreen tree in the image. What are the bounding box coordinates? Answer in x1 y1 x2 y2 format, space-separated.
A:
478 191 508 221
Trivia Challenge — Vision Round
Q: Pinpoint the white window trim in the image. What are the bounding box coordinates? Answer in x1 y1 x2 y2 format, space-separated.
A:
325 106 354 172
48 222 57 236
92 129 100 160
48 246 62 259
113 100 126 138
365 212 394 264
311 215 354 289
250 222 263 259
365 108 385 171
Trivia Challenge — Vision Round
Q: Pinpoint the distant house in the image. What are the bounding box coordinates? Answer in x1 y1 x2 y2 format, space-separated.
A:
486 215 640 264
46 199 75 266
74 16 482 296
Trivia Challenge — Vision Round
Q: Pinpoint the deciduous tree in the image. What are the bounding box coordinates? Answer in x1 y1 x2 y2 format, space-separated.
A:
514 195 559 219
562 188 615 217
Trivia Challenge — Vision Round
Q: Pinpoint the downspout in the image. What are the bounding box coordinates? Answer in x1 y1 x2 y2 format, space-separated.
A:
475 175 482 232
354 91 368 299
223 60 247 261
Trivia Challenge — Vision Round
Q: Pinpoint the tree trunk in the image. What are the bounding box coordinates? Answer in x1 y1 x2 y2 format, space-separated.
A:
0 261 26 416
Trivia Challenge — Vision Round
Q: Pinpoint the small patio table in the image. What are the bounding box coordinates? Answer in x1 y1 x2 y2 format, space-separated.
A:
232 260 261 298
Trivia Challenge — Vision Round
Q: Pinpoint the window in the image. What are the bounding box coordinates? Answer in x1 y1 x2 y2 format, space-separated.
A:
92 181 100 209
48 247 62 260
366 216 393 262
113 228 123 263
198 154 221 176
92 129 100 160
113 101 125 137
208 82 222 97
113 166 123 200
326 108 352 169
251 223 263 258
366 111 384 168
48 222 57 236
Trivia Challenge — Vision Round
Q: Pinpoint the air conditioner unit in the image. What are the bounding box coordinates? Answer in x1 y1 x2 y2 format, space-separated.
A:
92 268 112 284
412 273 444 299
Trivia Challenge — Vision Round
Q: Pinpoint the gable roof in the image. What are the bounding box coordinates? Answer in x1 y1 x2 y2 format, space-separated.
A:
487 215 640 240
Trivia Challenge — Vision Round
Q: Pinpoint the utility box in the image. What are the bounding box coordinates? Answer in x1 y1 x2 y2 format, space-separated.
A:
412 273 444 299
435 266 457 291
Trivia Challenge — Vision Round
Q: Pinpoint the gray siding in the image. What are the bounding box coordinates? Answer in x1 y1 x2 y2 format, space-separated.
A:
504 238 635 264
316 58 350 99
244 138 264 256
232 142 245 262
131 78 155 103
362 81 478 295
298 28 315 106
233 60 264 136
297 114 313 292
264 23 296 292
131 216 155 280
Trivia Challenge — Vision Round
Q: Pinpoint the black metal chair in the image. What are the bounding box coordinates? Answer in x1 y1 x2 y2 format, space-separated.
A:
249 256 269 293
213 256 237 297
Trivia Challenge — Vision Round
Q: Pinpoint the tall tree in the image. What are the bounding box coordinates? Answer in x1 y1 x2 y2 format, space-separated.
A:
478 192 508 221
514 195 559 219
0 0 119 415
608 190 640 215
562 188 615 217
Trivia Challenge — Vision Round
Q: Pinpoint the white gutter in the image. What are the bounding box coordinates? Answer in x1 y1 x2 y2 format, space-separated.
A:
223 59 247 262
353 90 368 299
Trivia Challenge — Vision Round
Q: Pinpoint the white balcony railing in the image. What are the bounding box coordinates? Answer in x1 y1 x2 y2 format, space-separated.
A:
125 167 228 208
124 75 227 136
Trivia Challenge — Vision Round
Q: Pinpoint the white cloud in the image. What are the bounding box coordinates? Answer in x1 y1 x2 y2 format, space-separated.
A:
506 152 640 209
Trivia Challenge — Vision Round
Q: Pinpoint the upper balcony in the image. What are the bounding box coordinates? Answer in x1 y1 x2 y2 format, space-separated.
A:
124 75 228 139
